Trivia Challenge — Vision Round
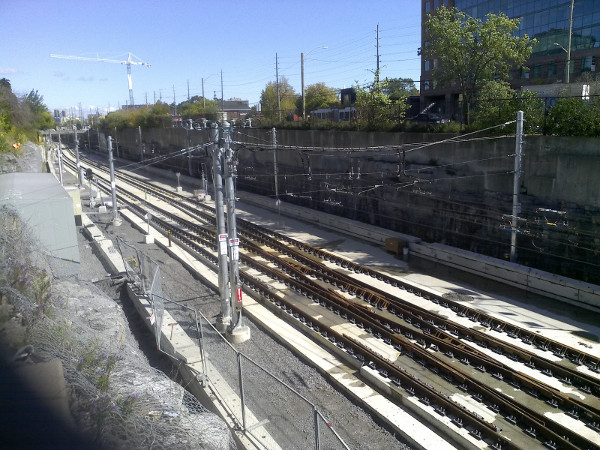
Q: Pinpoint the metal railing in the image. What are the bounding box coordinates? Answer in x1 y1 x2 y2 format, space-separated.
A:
118 240 349 449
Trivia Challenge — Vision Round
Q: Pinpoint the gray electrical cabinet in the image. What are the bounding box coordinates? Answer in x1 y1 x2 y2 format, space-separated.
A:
0 173 80 276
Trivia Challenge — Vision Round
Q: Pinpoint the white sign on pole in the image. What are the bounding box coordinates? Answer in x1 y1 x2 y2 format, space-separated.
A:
219 233 228 255
230 238 239 261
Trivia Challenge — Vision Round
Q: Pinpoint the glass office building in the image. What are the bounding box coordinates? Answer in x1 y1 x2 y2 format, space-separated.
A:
421 0 600 117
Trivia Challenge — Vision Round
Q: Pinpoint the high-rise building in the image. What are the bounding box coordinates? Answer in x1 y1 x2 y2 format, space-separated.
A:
421 0 600 119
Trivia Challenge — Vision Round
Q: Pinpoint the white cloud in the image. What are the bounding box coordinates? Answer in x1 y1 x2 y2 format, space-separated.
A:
0 67 18 75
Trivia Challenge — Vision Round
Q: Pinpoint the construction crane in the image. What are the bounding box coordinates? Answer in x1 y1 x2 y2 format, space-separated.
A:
50 52 151 107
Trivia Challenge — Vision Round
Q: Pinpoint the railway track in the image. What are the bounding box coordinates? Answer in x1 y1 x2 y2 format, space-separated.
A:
64 150 600 449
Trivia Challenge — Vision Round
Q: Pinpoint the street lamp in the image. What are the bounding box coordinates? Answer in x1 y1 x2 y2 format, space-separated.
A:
301 46 327 119
554 0 575 84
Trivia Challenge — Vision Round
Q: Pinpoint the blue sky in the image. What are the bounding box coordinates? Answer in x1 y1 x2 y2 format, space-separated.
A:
1 0 421 116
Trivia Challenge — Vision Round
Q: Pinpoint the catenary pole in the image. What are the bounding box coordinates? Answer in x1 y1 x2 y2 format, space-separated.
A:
211 123 232 331
107 136 122 226
138 126 143 162
57 131 63 185
223 123 250 342
114 127 119 158
510 111 523 263
74 128 81 187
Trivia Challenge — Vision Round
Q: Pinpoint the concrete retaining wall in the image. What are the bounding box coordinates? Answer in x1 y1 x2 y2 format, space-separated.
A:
410 242 600 312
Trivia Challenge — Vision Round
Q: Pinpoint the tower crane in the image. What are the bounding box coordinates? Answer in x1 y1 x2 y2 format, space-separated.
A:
50 52 151 107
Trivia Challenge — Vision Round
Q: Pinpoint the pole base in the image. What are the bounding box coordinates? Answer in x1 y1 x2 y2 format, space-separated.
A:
227 325 251 344
112 217 123 227
215 316 231 333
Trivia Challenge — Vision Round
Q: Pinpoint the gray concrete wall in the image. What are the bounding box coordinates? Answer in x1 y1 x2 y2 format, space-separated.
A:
81 127 600 283
98 127 599 208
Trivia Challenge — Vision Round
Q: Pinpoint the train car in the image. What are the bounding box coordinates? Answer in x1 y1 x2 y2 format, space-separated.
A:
310 106 356 123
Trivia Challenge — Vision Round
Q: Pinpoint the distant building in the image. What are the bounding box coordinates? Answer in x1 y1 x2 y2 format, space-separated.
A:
220 99 251 121
420 0 600 119
340 88 356 106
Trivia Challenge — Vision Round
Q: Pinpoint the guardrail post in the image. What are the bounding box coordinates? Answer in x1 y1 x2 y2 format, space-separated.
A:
237 352 246 430
314 406 320 450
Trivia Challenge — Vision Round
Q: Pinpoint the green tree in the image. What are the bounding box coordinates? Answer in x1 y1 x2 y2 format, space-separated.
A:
260 77 298 120
23 90 47 116
355 71 409 130
36 111 55 130
296 83 339 117
385 78 418 99
177 95 219 120
472 81 544 134
546 97 600 137
423 6 535 123
0 79 55 151
101 102 172 130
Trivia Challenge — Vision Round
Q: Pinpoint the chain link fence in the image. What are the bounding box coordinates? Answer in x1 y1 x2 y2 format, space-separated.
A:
120 239 349 450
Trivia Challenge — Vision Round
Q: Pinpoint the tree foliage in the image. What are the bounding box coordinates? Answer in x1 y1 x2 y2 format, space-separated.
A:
385 78 418 99
472 81 544 134
177 96 220 120
296 83 339 116
100 102 172 130
260 76 298 120
354 71 409 130
0 79 54 153
546 97 600 136
423 6 534 123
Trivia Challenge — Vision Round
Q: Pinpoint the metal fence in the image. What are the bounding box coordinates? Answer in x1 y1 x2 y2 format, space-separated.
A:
117 237 164 350
118 239 349 450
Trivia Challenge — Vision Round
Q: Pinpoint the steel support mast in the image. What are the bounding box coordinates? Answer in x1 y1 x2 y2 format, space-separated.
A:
210 124 232 332
107 136 122 226
223 122 250 343
510 111 523 263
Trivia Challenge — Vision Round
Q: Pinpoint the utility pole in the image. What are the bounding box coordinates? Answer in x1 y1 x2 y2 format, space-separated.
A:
74 128 81 187
223 122 250 343
276 53 281 121
272 128 280 216
301 52 305 119
510 111 523 263
301 46 327 120
210 123 232 332
187 80 190 101
376 23 380 72
172 85 177 116
57 131 63 185
138 126 143 162
107 136 122 226
220 70 226 120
